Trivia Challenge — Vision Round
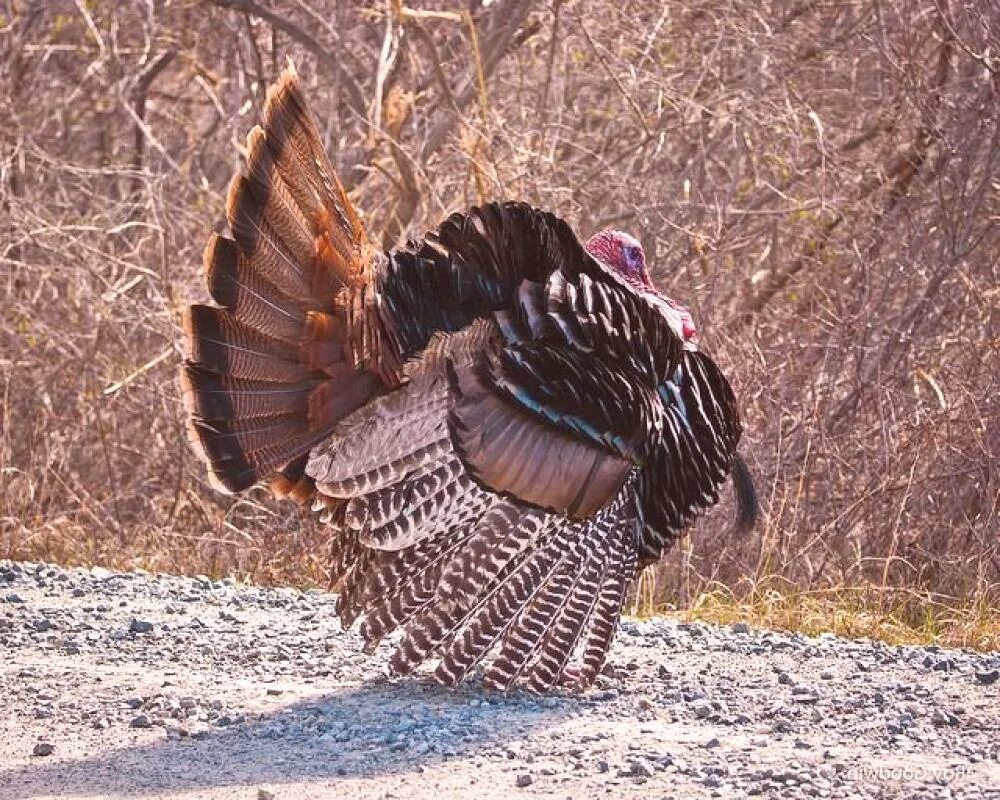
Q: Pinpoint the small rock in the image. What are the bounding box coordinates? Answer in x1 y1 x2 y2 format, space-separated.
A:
515 773 533 788
32 742 54 757
90 566 111 580
129 618 154 634
693 701 714 719
4 593 24 604
188 723 211 739
791 686 819 703
931 708 958 727
125 697 143 709
257 787 276 800
974 669 998 686
629 758 656 778
730 622 751 635
130 714 152 729
778 672 794 686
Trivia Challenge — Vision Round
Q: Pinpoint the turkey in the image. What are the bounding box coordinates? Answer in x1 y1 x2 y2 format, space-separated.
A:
181 65 757 691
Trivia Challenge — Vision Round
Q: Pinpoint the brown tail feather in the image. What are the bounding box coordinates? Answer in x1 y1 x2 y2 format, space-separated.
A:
261 68 369 270
180 366 316 421
184 305 306 383
183 63 382 499
203 234 309 343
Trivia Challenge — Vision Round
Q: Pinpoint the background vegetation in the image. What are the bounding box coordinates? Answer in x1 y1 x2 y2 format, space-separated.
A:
2 0 996 647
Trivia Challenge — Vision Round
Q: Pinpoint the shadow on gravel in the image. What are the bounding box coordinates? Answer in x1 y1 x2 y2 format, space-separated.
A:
1 677 584 795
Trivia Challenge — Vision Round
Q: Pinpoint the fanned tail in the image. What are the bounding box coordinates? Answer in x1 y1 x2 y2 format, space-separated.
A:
181 64 382 496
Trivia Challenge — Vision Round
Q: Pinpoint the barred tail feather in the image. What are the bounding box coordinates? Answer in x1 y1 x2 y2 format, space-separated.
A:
481 558 581 690
357 525 483 652
432 548 565 686
576 543 638 685
525 557 605 691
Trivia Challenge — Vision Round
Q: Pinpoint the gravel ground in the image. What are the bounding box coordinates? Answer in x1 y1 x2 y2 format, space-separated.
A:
0 560 997 800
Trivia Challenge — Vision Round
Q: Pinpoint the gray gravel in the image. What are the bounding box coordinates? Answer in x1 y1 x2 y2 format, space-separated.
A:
0 558 997 799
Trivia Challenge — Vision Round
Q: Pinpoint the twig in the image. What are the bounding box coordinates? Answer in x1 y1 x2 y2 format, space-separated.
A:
103 347 174 397
578 18 652 137
130 50 176 194
464 9 491 201
207 0 367 121
418 0 536 164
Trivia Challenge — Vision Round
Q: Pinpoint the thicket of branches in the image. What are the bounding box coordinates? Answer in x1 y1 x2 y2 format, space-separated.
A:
2 1 996 616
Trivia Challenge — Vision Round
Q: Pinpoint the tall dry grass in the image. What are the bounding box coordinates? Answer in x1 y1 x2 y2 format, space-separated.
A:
1 1 997 644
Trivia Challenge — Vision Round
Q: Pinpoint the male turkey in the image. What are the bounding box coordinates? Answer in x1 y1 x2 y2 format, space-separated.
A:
182 65 757 691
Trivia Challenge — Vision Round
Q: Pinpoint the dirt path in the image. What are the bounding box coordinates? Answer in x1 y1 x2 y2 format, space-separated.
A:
1 560 997 799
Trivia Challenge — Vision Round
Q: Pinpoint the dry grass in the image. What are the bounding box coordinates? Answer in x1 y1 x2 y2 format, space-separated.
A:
2 1 997 649
632 574 1000 652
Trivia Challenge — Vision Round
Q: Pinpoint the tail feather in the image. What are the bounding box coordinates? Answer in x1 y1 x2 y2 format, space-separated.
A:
260 76 340 218
226 171 316 282
183 64 379 497
189 413 307 463
261 69 367 262
180 367 315 421
203 234 309 342
184 306 305 381
187 420 329 494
